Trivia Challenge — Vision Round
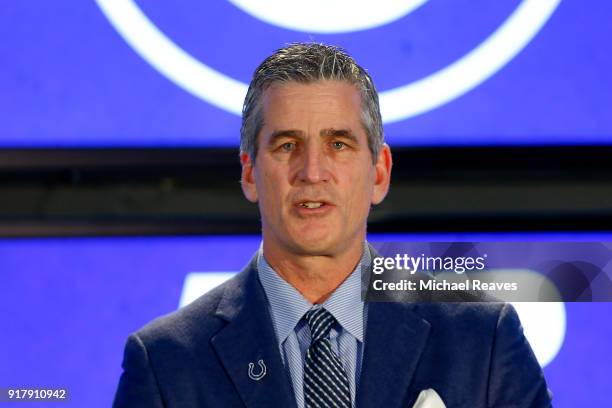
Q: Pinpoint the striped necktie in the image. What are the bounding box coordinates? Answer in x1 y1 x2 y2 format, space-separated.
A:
303 307 351 408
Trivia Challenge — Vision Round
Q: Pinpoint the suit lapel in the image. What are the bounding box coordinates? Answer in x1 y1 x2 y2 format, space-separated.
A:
356 301 431 408
211 259 297 408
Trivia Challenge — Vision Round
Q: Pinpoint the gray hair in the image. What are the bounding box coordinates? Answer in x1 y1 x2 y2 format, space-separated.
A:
240 43 384 163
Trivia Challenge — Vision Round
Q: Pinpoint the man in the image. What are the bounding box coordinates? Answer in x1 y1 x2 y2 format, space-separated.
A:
114 43 551 407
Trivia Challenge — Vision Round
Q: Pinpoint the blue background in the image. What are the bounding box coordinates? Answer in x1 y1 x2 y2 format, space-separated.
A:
1 233 611 406
1 0 611 147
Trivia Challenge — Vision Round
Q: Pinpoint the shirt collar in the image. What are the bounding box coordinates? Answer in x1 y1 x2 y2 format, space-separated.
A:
257 243 369 346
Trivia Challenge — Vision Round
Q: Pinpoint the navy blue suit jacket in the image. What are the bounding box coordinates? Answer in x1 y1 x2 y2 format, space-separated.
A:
114 250 551 407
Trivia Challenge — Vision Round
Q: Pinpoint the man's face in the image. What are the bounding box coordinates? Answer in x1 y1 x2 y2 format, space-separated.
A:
241 80 392 257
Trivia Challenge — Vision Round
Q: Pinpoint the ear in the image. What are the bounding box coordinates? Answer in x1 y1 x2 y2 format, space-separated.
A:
371 143 392 205
240 152 258 203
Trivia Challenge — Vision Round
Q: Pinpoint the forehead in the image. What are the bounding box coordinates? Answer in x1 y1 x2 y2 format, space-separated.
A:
260 80 363 128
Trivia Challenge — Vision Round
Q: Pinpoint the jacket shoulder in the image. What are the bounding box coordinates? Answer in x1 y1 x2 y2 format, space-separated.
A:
134 268 250 347
411 301 511 340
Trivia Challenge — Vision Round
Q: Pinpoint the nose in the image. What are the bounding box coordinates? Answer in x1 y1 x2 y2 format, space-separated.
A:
296 143 330 184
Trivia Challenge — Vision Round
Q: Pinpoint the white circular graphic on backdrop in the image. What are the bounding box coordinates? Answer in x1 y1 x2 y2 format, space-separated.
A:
95 0 561 122
227 0 429 33
510 301 566 368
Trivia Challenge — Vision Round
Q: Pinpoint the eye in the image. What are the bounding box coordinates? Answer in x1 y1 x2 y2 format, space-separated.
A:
331 141 347 150
280 142 296 152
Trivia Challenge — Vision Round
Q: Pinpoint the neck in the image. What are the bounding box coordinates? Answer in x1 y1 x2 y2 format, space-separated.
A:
262 239 364 304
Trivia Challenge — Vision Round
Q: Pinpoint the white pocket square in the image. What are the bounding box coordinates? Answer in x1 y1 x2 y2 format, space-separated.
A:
412 389 445 408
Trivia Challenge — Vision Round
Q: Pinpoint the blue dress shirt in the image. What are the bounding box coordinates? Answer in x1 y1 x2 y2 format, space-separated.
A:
257 244 370 408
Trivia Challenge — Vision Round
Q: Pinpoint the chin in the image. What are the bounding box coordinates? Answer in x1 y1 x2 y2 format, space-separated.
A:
290 235 338 255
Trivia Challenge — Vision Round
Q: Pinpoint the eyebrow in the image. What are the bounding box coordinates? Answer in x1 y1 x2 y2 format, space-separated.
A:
268 129 305 145
320 128 359 144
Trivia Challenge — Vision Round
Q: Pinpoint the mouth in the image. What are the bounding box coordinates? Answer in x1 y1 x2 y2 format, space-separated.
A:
293 200 334 214
298 201 325 209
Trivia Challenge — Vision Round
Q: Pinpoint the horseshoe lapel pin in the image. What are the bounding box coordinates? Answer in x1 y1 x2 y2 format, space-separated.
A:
248 359 267 381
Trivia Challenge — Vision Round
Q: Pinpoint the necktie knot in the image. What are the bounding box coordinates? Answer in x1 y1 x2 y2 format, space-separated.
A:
304 307 336 343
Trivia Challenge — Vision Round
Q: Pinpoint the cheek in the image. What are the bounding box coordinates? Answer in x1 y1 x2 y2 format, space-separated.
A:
345 172 375 215
353 166 376 194
257 170 288 213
